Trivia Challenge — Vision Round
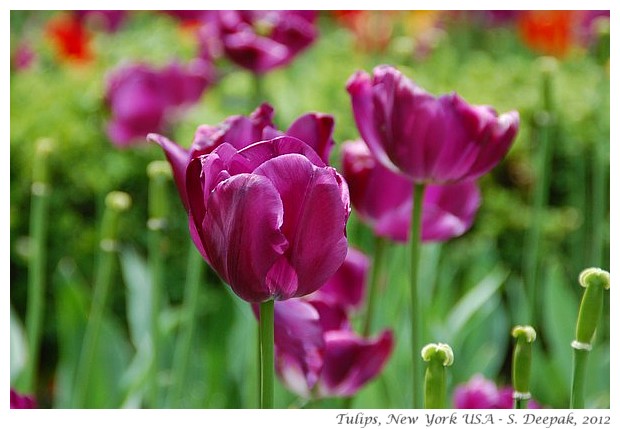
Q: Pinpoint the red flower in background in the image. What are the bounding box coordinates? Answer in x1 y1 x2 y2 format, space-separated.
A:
332 10 395 53
518 11 576 57
46 13 93 63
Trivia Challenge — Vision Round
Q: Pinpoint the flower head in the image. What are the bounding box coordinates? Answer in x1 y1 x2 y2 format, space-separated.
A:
106 60 212 147
151 104 347 303
453 375 541 409
46 13 93 63
342 139 480 242
217 10 317 73
347 65 519 184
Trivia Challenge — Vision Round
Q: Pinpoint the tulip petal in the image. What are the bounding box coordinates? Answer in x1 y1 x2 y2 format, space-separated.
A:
148 133 190 209
286 113 335 164
201 173 288 302
254 153 348 298
273 299 325 397
314 246 369 311
320 330 394 397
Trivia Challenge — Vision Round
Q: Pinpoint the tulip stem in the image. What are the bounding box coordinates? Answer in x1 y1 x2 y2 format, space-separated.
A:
253 74 265 107
72 192 131 408
515 398 528 409
147 161 170 407
410 182 426 409
570 348 588 409
363 236 388 337
260 299 275 409
167 242 204 408
22 139 53 394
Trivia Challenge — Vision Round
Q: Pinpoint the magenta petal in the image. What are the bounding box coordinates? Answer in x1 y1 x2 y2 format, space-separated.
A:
315 247 369 311
273 299 325 396
307 296 350 332
453 375 500 409
254 153 348 299
421 182 481 241
286 113 335 164
320 330 394 397
10 389 36 409
229 136 325 175
148 133 191 209
201 173 288 302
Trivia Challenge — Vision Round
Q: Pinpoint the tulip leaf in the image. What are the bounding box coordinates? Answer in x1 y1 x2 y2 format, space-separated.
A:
120 247 153 349
444 266 508 341
54 262 132 408
10 306 28 384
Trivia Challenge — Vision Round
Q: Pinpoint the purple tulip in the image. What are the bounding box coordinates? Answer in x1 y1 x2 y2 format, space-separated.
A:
10 389 36 409
271 248 393 398
12 42 36 70
149 103 335 210
454 375 541 409
75 10 126 32
179 136 349 303
217 10 317 73
347 65 519 184
106 60 212 147
342 139 481 242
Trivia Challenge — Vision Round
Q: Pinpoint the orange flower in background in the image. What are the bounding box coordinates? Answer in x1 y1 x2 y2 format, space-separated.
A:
518 10 577 57
46 13 93 63
332 10 397 53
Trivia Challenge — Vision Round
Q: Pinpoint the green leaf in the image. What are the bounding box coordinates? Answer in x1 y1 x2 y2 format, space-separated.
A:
444 266 508 341
10 306 28 384
120 247 153 349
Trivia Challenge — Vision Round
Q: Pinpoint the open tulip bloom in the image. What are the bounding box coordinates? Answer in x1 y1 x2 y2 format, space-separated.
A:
263 248 393 399
342 139 481 242
347 65 519 408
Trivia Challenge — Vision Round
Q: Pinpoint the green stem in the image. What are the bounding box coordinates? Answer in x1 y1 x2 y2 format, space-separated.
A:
515 398 528 409
259 300 275 409
342 396 354 409
257 321 262 408
570 348 589 409
72 192 130 408
22 139 53 394
146 162 170 407
363 236 388 336
410 183 426 409
167 241 204 408
590 138 606 268
424 360 445 409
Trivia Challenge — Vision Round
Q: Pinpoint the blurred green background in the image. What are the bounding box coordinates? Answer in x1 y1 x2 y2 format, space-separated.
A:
10 10 610 409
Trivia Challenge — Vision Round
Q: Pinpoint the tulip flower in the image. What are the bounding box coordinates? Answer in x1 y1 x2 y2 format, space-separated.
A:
106 60 212 147
217 10 317 74
347 65 518 408
453 375 541 409
342 139 480 242
149 103 334 210
270 248 393 399
10 389 37 409
347 65 519 185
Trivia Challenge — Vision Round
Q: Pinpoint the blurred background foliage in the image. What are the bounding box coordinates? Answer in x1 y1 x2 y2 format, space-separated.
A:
10 10 609 409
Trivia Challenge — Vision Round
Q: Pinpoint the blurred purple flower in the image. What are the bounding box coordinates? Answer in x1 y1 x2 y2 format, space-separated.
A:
454 375 541 409
12 42 36 70
347 65 519 184
217 10 317 73
106 60 212 147
149 103 334 210
342 139 481 242
75 10 127 32
10 389 36 409
269 248 393 398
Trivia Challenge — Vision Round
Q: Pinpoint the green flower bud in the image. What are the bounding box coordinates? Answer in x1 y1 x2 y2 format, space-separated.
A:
147 160 172 179
422 343 453 409
512 325 537 397
105 191 132 212
574 268 610 348
100 191 132 252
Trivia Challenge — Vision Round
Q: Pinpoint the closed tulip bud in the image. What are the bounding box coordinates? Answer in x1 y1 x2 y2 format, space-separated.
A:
421 343 453 409
511 325 536 407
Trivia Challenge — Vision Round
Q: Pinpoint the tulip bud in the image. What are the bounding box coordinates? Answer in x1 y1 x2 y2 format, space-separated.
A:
147 161 171 231
421 343 453 409
511 325 537 406
574 268 610 349
101 191 132 252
